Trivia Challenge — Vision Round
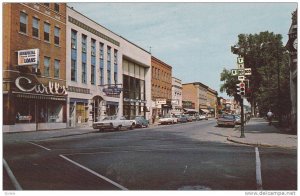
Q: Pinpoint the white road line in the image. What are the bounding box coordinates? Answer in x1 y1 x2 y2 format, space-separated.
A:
3 158 23 190
255 147 263 190
28 141 51 151
59 154 128 190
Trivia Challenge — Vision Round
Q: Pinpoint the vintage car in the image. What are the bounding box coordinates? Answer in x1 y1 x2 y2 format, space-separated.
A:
217 114 236 127
134 116 149 128
199 114 208 120
175 114 188 123
159 114 178 125
92 116 136 131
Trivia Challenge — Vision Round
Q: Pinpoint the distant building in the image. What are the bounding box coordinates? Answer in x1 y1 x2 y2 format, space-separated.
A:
151 56 172 118
171 77 182 114
3 3 67 132
182 82 217 116
286 9 297 133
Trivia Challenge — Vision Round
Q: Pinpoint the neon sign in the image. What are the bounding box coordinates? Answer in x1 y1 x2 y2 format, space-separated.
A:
15 77 67 95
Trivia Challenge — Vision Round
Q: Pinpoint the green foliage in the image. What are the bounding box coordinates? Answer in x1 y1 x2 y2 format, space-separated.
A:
221 31 291 116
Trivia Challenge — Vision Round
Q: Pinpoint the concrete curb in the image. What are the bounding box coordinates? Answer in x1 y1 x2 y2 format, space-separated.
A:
226 136 297 150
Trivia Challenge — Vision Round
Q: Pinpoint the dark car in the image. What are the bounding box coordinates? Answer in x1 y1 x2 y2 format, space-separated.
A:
175 114 188 123
217 114 236 127
184 114 193 122
134 116 149 128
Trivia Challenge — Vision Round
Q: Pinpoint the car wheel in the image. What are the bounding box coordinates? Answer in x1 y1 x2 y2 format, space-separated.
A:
99 128 103 132
115 126 122 131
130 123 135 130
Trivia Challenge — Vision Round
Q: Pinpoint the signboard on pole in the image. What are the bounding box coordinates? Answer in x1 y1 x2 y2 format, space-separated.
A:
244 68 252 75
238 76 245 81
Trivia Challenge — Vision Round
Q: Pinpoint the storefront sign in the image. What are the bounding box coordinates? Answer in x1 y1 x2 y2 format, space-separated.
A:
18 115 32 121
18 49 39 66
124 98 146 104
15 77 67 95
103 86 123 95
156 99 166 105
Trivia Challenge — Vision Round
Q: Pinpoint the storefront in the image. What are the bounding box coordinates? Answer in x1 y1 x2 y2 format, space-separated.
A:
3 74 67 132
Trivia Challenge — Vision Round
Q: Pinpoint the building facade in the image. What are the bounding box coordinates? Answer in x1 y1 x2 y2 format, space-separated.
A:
182 82 210 114
286 9 297 133
3 3 67 132
207 88 218 117
171 77 182 114
151 56 172 118
66 7 151 127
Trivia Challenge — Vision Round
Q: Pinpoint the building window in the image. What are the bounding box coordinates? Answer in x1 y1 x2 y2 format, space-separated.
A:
44 3 49 7
82 62 86 83
54 3 59 12
71 29 77 49
114 49 118 84
54 59 60 78
91 39 96 56
82 34 87 53
99 43 104 85
54 26 60 45
91 64 95 85
71 59 77 81
32 17 39 38
44 57 50 77
44 22 50 42
107 46 111 85
20 12 27 34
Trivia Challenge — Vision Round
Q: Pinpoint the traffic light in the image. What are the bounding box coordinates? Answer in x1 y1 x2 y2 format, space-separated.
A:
236 82 245 96
239 82 245 96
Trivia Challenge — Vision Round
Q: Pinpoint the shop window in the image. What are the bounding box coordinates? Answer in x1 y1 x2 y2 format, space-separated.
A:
32 17 39 38
44 22 50 42
20 12 27 34
54 26 60 45
15 98 35 123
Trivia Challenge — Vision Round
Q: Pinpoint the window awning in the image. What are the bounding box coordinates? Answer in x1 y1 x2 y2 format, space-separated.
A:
200 109 210 113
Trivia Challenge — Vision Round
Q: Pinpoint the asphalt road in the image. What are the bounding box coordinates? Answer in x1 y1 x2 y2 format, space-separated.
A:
3 119 297 190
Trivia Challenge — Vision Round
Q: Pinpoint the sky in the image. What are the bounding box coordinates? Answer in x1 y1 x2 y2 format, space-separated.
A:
68 2 297 98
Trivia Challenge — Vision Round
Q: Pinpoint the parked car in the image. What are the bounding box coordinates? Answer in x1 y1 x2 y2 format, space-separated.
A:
199 114 208 120
134 116 149 128
92 116 136 131
217 114 236 127
234 115 241 125
184 114 193 122
175 114 188 123
159 114 177 125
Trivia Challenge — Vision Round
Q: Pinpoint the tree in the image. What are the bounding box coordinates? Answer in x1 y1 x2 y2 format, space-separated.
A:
221 31 291 120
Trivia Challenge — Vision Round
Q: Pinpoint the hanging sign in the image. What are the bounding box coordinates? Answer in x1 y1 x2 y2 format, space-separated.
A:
18 49 39 66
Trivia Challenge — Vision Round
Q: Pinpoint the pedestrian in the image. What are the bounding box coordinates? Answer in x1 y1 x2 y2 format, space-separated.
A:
267 110 273 125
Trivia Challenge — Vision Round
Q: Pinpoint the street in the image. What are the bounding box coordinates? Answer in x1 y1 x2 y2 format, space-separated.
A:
3 119 297 190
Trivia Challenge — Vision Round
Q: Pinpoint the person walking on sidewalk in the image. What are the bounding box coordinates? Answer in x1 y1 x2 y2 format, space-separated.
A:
267 110 273 126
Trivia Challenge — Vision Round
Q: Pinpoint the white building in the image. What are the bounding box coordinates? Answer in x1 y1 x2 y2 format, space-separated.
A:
171 77 182 114
66 7 151 127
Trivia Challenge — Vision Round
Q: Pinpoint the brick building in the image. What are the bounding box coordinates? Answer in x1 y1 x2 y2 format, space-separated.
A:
3 3 67 132
151 56 172 118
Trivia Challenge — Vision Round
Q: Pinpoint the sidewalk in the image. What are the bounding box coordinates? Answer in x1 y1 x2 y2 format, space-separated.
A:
227 118 297 149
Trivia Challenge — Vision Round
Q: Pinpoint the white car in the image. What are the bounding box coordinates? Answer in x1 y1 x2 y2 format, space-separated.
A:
199 114 208 120
92 116 136 131
159 114 178 125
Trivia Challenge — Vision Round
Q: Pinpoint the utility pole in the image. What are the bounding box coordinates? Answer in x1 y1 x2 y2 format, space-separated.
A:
240 97 245 138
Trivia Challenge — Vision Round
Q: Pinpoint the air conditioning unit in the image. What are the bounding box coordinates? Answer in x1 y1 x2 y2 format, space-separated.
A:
91 51 95 56
82 47 86 52
71 44 76 49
